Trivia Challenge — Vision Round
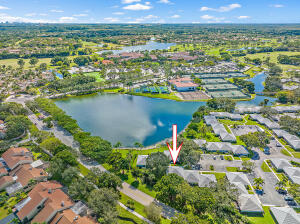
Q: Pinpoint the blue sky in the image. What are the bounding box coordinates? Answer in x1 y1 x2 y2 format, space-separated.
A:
0 0 299 23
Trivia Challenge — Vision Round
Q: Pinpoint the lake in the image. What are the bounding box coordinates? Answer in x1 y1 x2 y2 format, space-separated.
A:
97 41 176 55
55 72 276 147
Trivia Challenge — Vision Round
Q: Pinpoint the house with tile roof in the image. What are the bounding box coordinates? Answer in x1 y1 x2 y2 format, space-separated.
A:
238 194 263 213
50 209 97 224
0 176 14 191
270 207 300 224
283 167 300 185
270 158 292 172
168 77 198 92
1 147 33 170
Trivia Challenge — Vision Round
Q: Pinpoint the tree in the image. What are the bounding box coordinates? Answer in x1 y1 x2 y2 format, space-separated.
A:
264 76 282 92
113 141 122 148
48 158 66 181
61 167 79 185
17 59 25 68
269 65 283 76
53 150 78 166
29 57 39 67
276 180 286 190
87 188 119 224
146 152 169 180
144 203 162 224
242 161 254 173
171 214 210 224
88 168 122 191
279 115 300 135
39 63 47 71
40 137 65 155
254 177 265 190
207 98 236 112
68 177 95 201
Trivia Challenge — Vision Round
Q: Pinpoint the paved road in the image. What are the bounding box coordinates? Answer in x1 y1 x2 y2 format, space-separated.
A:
6 95 178 219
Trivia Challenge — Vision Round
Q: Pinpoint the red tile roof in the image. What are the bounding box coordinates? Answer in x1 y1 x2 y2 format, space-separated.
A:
1 147 33 170
0 176 14 188
50 209 97 224
13 164 48 187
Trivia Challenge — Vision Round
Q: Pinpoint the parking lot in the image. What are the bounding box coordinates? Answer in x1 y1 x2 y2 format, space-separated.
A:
199 154 242 171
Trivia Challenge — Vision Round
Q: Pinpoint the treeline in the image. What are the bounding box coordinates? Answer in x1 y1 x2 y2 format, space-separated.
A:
233 78 255 94
35 98 112 163
277 54 300 66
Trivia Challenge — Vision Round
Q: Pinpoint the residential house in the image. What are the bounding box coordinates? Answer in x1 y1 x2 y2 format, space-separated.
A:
198 174 217 187
226 172 251 187
206 142 249 156
238 194 263 213
273 129 300 150
270 207 300 224
168 77 198 92
231 182 248 194
50 209 97 224
270 158 292 172
136 155 148 168
283 167 300 185
204 115 218 126
0 176 14 191
1 147 33 170
210 112 242 120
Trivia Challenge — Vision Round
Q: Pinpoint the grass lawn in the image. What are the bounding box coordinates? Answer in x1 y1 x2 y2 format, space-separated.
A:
32 152 42 160
226 167 239 172
241 157 251 161
120 193 147 217
281 148 292 157
202 172 226 181
224 155 233 161
117 205 145 224
246 206 275 224
83 72 105 82
293 152 300 159
0 207 10 220
261 161 271 172
129 92 181 101
78 163 91 176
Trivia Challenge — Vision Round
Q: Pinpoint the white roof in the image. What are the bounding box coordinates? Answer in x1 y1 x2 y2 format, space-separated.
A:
193 139 207 147
238 194 263 213
167 166 185 178
270 158 292 170
231 182 248 194
283 167 300 185
226 172 251 186
30 159 44 168
136 155 148 166
220 132 236 142
184 170 200 184
198 174 217 187
270 207 300 224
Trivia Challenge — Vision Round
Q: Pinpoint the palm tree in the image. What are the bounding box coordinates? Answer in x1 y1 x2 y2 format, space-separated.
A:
276 180 286 190
254 177 265 190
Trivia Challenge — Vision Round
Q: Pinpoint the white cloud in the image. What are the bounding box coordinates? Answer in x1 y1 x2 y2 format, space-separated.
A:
122 0 140 4
200 3 241 12
113 12 124 15
170 14 180 18
144 14 158 19
73 14 88 17
0 13 53 23
104 17 120 23
201 14 225 22
237 16 250 19
59 17 77 23
39 13 48 16
0 6 9 10
50 9 64 13
158 0 171 4
25 13 37 17
123 3 152 10
270 4 284 8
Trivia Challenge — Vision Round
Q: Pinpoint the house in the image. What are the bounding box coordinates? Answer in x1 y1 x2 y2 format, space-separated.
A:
231 182 248 194
238 194 263 213
1 147 33 170
211 123 227 136
210 112 242 120
168 77 198 92
193 139 207 148
184 170 200 185
283 167 300 185
206 142 249 156
50 209 97 224
136 155 148 168
167 166 185 178
102 60 114 65
0 176 14 191
204 115 218 126
273 129 300 150
220 132 236 142
198 174 217 187
231 145 249 156
270 158 292 171
16 181 74 223
226 172 251 186
270 207 300 224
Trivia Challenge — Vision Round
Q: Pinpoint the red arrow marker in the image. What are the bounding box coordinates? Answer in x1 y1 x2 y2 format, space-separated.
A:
166 124 183 164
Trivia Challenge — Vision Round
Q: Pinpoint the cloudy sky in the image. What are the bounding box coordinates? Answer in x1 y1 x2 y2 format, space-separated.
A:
0 0 299 23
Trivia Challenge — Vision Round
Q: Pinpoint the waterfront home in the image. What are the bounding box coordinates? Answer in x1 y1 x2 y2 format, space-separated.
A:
206 142 249 156
204 115 218 126
136 155 148 168
168 77 198 92
270 207 300 224
269 158 292 172
282 167 300 185
210 112 242 120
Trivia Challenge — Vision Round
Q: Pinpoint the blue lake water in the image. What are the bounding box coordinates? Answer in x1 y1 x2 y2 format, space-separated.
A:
97 41 176 55
55 72 276 147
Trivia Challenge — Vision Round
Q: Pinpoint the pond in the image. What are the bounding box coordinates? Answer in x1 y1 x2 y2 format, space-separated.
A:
55 94 204 147
97 41 176 55
54 72 277 147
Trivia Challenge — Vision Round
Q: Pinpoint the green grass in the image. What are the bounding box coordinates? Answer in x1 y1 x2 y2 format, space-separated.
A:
281 148 292 157
293 152 300 159
0 207 10 220
120 193 147 218
261 161 271 172
241 157 251 161
78 163 91 176
129 92 181 101
246 206 276 224
117 205 145 224
202 172 226 181
32 152 42 160
82 72 105 82
226 167 239 172
224 155 233 161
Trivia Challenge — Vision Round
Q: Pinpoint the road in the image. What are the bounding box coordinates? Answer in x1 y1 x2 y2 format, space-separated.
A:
6 95 179 219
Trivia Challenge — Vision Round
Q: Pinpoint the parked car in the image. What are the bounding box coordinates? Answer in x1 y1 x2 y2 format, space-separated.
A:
277 189 287 195
264 148 270 155
287 200 297 206
284 195 294 201
220 155 224 160
213 156 216 160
